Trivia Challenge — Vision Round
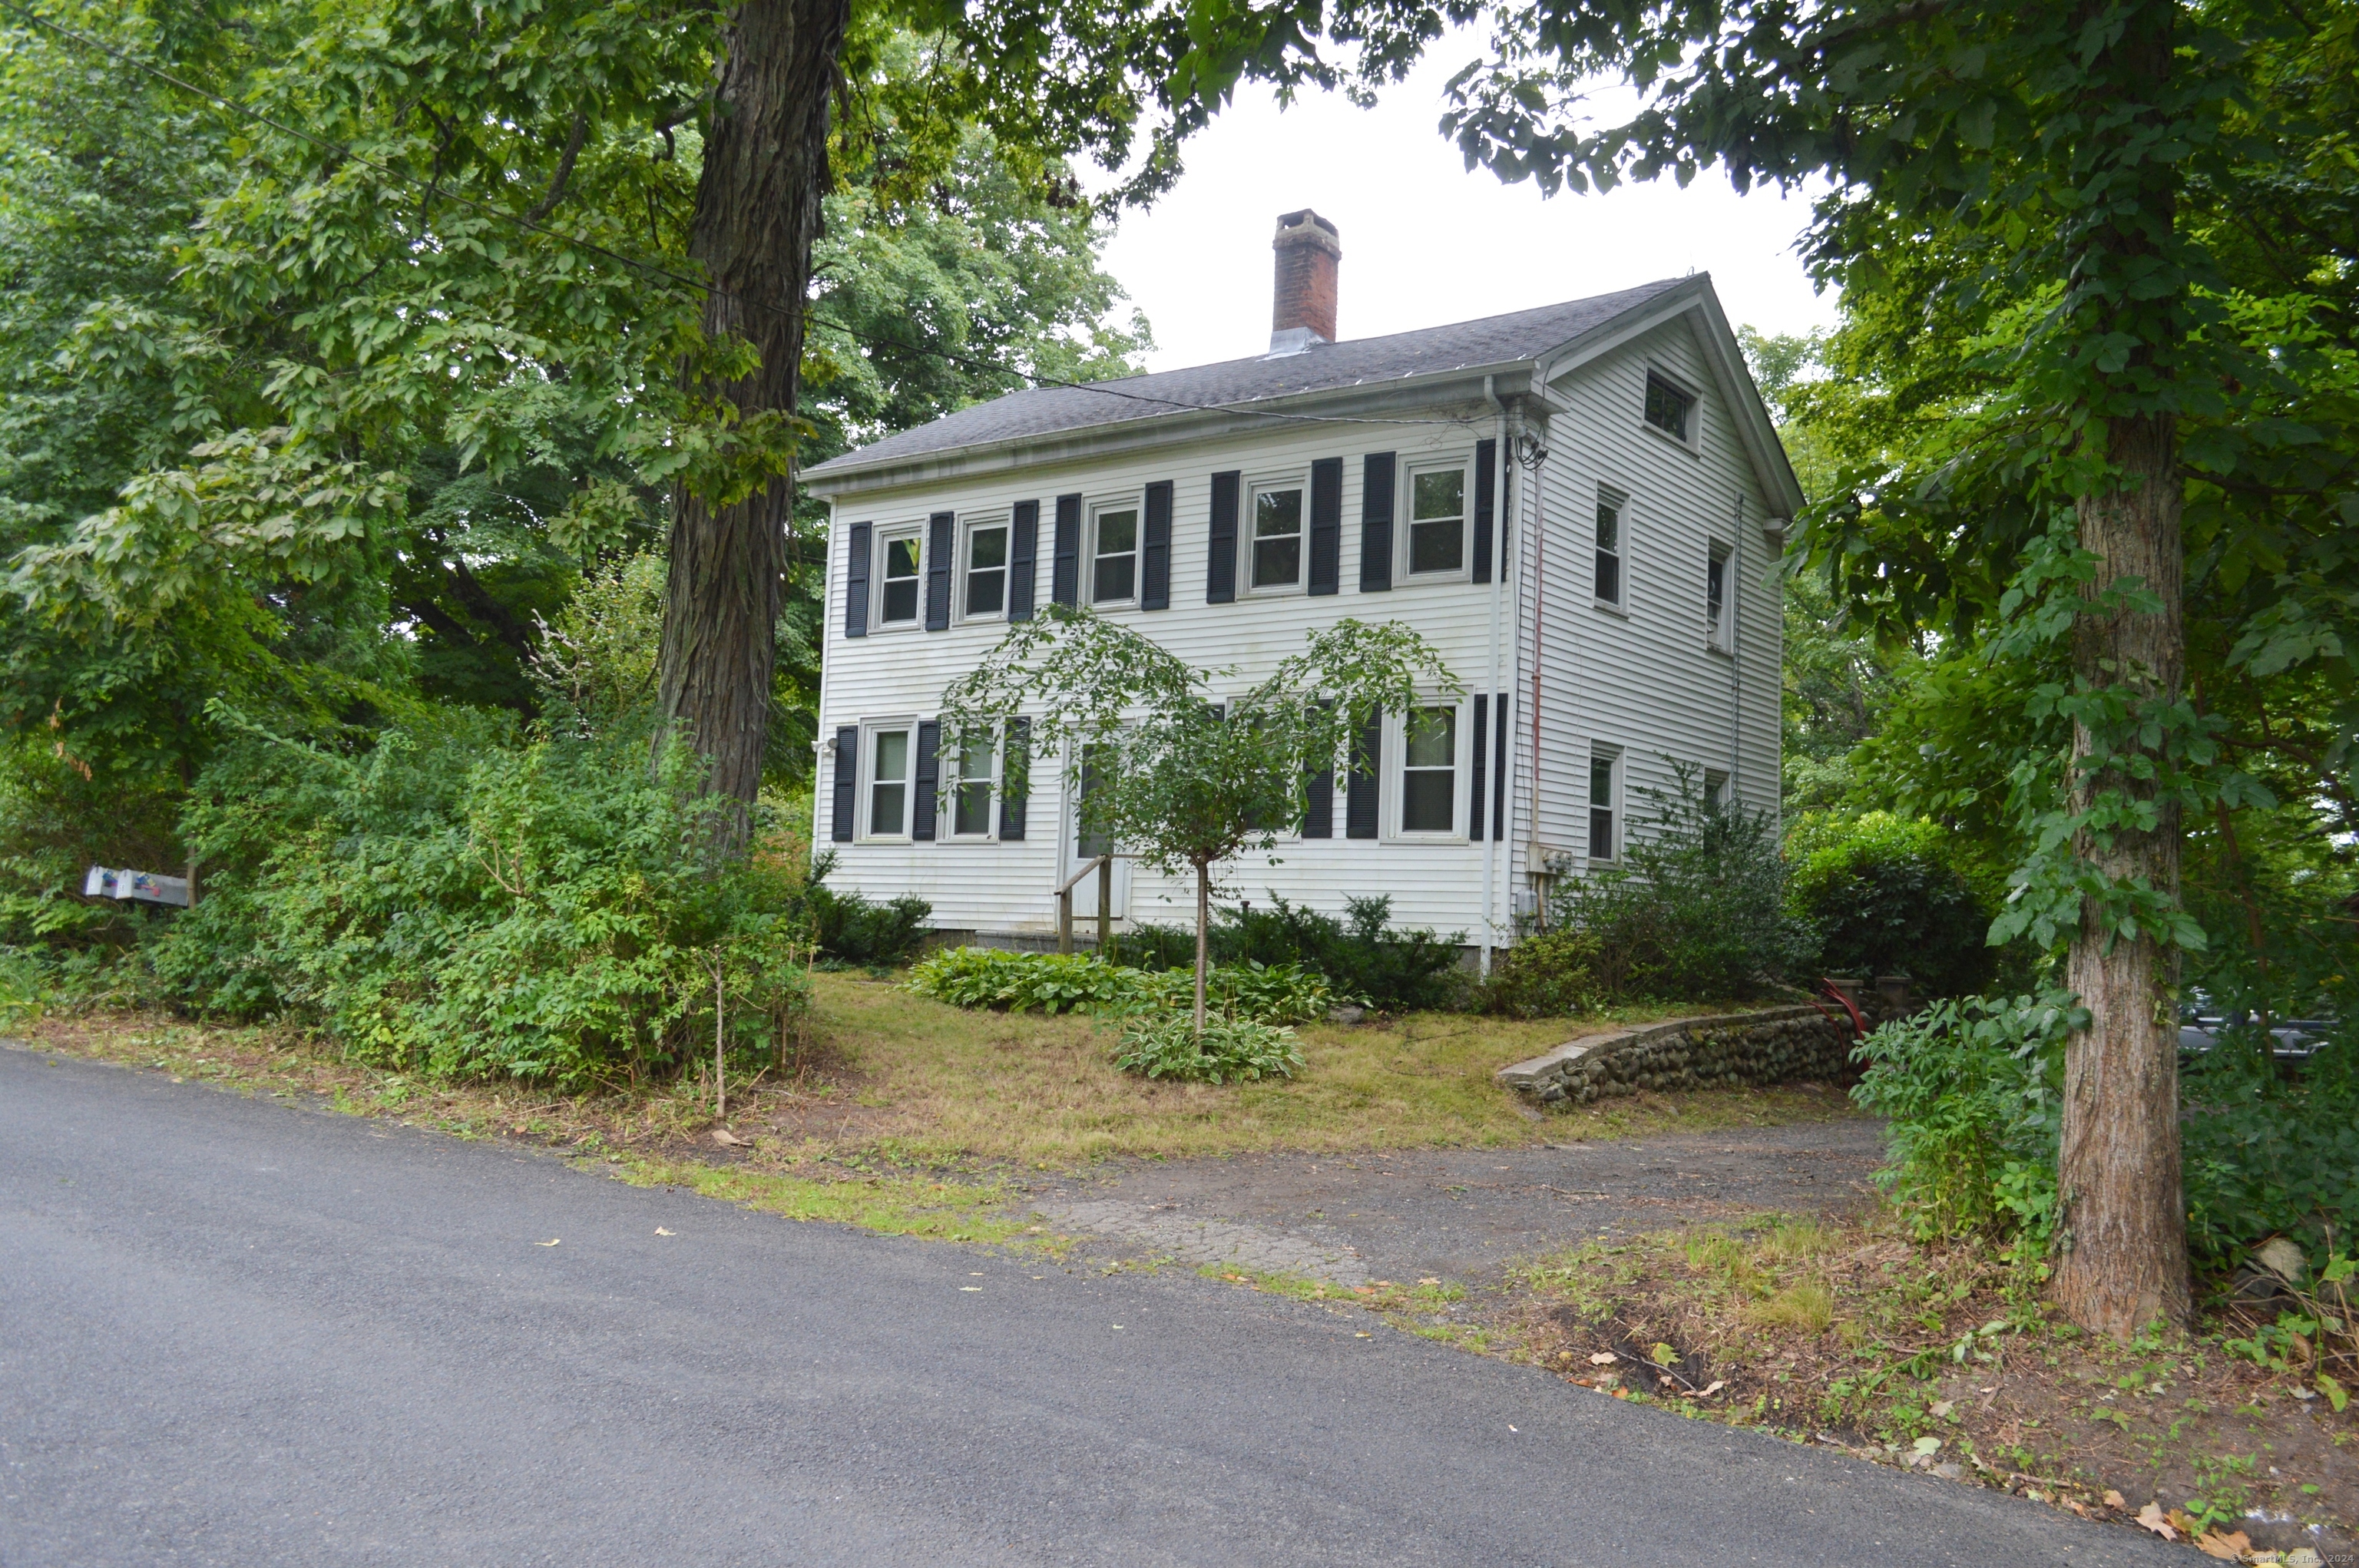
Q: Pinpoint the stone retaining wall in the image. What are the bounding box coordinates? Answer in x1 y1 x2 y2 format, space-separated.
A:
1495 1004 1856 1106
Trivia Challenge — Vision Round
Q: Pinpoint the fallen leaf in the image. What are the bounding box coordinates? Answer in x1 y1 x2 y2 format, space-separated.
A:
710 1128 751 1148
2104 1490 2126 1510
2195 1530 2250 1560
1589 1351 1620 1365
1651 1342 1679 1366
1929 1399 1954 1418
2134 1503 2178 1542
534 1239 560 1247
2169 1510 2199 1537
1912 1436 1942 1457
653 1228 674 1236
1698 1380 1726 1398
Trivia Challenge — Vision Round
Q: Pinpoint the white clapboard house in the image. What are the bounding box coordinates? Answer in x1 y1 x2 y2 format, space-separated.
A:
801 209 1802 959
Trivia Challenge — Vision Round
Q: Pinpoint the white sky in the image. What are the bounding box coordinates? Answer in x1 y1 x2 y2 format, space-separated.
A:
1090 49 1841 372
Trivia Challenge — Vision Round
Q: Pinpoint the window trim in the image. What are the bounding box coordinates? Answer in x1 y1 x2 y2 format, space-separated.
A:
1387 697 1470 841
1243 471 1310 598
957 514 1012 625
872 524 926 630
1702 767 1729 817
861 719 919 841
1642 367 1702 454
1587 746 1621 863
948 724 999 840
1593 484 1629 613
1086 493 1143 609
1706 537 1734 653
1397 455 1474 583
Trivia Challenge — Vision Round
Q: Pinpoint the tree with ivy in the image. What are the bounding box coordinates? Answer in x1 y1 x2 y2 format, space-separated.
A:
938 607 1457 1033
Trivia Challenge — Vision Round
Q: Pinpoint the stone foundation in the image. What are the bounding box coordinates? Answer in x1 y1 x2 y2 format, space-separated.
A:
1495 1004 1856 1106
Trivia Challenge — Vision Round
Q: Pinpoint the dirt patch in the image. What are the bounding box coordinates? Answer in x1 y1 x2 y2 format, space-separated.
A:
1496 1219 2357 1561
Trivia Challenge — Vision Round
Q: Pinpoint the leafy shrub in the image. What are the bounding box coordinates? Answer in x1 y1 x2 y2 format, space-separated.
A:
1213 894 1465 1013
1850 991 2073 1245
2182 1038 2359 1269
144 717 811 1090
1102 921 1196 971
1134 959 1333 1025
1785 812 1994 996
1112 1011 1303 1083
1856 992 2359 1269
905 948 1332 1024
1545 764 1816 1002
1484 925 1606 1018
802 855 931 967
904 948 1136 1014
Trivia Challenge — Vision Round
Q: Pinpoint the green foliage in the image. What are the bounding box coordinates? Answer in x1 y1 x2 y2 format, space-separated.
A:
1544 765 1816 1002
145 719 809 1090
1858 992 2359 1269
1133 960 1334 1026
804 875 933 969
1785 812 1997 997
905 946 1332 1025
1851 992 2075 1245
1111 1012 1303 1085
1485 925 1606 1019
904 948 1134 1015
1213 894 1465 1014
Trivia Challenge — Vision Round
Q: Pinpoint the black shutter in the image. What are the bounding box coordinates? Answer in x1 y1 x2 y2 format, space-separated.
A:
912 719 940 841
1303 702 1335 839
1008 499 1039 622
1473 438 1497 584
1141 480 1172 610
1206 470 1239 603
998 716 1031 840
1345 713 1381 839
1359 453 1395 592
1469 693 1489 842
924 512 954 630
1308 456 1342 595
1492 693 1510 841
830 726 858 842
1051 495 1080 607
844 522 871 637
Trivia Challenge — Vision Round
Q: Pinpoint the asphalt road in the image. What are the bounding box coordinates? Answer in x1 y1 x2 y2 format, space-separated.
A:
2 1044 2180 1567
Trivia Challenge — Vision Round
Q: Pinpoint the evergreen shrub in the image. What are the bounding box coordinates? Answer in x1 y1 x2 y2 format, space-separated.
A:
1786 811 1994 996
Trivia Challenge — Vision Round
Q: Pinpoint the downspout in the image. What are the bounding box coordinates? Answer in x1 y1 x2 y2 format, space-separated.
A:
1480 375 1508 976
1729 497 1742 806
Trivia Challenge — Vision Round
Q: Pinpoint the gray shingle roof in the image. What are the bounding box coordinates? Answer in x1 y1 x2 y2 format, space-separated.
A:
803 277 1691 478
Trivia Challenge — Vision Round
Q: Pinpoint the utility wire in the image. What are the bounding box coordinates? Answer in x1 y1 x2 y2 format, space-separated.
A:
5 1 1472 432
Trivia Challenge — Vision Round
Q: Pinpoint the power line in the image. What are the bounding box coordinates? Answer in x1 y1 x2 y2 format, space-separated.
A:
5 1 1470 433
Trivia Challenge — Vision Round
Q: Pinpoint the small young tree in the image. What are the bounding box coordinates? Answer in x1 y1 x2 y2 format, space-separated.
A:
938 607 1458 1034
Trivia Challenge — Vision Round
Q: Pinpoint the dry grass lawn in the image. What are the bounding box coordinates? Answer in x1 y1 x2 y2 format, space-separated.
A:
789 973 1858 1165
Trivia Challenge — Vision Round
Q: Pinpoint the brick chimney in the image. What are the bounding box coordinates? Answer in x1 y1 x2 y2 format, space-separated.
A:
1269 209 1339 356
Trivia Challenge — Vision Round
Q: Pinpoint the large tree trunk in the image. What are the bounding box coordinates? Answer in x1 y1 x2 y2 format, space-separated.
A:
655 0 848 850
2050 0 2193 1343
2054 410 2193 1338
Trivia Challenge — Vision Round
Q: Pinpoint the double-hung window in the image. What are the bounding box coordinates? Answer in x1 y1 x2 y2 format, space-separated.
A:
868 726 913 837
1399 706 1458 834
1594 490 1626 607
952 729 997 837
1706 541 1732 650
1090 503 1138 605
877 530 922 626
963 520 1008 620
1644 372 1696 442
1249 481 1303 590
1404 463 1467 577
1588 751 1618 861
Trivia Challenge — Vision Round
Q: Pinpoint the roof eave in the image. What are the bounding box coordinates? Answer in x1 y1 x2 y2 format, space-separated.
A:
799 361 1542 500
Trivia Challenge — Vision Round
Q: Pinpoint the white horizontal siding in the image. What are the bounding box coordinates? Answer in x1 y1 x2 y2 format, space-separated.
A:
814 313 1785 941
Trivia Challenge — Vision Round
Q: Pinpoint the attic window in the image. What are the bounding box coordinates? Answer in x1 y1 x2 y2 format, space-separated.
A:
1644 372 1696 442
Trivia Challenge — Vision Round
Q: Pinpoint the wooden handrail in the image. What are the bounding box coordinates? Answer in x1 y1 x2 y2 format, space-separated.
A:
1057 853 1118 954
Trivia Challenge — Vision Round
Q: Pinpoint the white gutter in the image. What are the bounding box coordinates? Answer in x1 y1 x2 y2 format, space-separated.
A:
1481 376 1507 976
